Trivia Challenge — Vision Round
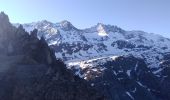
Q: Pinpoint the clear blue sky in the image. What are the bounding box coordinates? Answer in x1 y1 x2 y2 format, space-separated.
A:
0 0 170 37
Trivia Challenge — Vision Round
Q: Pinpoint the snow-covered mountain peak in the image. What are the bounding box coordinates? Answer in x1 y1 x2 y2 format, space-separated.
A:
40 20 51 24
96 23 108 36
96 23 105 28
32 20 53 28
84 23 124 34
59 20 77 31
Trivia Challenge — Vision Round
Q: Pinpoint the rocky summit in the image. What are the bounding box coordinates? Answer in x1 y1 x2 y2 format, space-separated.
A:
0 12 105 100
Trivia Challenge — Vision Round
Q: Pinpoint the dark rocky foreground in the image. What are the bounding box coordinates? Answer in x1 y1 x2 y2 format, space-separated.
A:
0 12 105 100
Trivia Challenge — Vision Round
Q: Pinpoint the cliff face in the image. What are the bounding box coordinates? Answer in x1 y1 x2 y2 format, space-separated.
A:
0 12 105 100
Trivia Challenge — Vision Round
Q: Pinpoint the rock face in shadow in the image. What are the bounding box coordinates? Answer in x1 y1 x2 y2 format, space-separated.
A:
0 12 105 100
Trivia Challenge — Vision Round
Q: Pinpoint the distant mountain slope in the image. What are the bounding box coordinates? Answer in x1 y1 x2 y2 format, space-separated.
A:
0 12 105 100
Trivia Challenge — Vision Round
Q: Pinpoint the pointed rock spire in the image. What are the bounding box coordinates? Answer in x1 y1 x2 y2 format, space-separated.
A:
0 12 11 33
0 12 9 24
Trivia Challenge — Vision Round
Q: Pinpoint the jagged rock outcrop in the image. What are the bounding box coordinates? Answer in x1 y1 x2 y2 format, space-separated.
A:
0 12 105 100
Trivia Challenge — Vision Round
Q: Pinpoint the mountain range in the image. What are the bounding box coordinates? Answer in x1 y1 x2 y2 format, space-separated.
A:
9 15 170 100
